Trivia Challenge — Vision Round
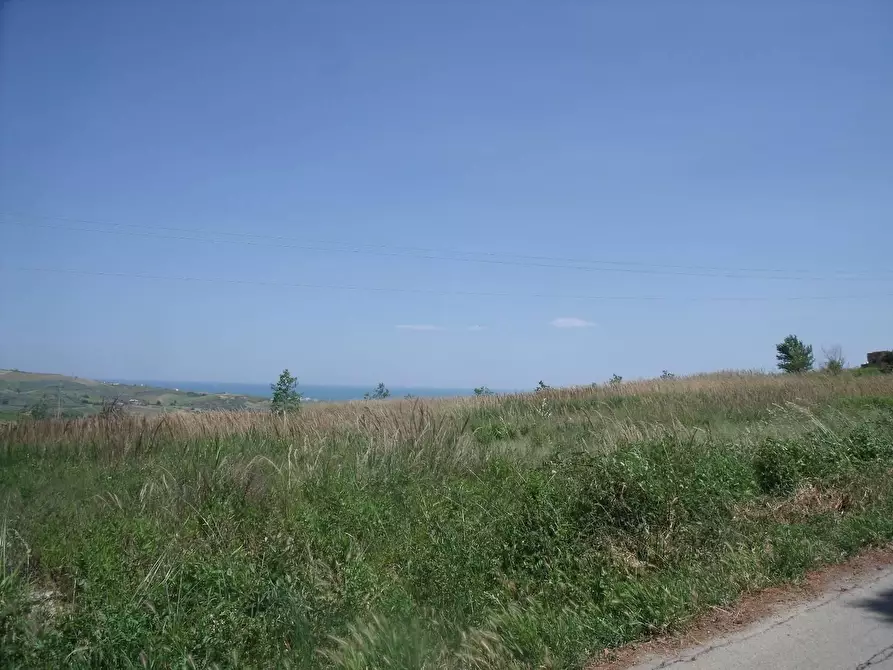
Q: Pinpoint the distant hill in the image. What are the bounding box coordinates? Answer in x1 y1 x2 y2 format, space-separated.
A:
0 369 270 420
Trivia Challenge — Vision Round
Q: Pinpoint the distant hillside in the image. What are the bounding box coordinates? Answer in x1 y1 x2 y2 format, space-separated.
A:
0 369 270 420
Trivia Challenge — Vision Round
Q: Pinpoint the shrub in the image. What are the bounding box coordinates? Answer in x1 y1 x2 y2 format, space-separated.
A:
822 345 846 375
753 436 834 494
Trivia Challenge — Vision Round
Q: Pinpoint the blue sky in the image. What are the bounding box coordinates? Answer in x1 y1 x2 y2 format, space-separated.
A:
1 0 891 388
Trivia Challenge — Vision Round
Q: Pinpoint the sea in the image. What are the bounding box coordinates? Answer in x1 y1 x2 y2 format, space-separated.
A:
109 380 479 402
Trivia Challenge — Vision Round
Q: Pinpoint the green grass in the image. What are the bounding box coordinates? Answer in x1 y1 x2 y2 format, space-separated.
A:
1 372 893 668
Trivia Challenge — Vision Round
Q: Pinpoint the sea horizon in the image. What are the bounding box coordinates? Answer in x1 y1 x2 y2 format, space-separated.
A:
106 379 488 402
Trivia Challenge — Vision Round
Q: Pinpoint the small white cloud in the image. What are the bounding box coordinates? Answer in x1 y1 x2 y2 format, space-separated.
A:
466 325 486 331
550 317 596 329
396 324 444 331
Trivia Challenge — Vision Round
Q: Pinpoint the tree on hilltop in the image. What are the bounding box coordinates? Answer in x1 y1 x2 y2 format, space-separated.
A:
365 383 390 400
271 369 301 414
776 335 814 373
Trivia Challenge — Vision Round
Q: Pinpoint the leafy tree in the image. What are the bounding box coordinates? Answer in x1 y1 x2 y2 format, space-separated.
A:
776 335 814 373
660 370 675 380
474 386 494 396
822 345 846 375
270 368 302 415
365 383 390 400
536 380 550 392
23 398 50 420
609 374 623 386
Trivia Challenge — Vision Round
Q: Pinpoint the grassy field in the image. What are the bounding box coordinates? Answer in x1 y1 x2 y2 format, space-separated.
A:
2 371 893 668
0 369 270 422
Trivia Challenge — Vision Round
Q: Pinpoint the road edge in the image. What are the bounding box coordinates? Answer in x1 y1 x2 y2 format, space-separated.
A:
587 544 893 670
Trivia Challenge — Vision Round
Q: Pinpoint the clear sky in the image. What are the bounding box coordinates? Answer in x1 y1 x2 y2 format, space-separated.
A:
1 0 891 389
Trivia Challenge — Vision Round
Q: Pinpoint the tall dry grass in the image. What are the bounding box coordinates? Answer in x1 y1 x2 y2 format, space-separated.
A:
3 371 890 456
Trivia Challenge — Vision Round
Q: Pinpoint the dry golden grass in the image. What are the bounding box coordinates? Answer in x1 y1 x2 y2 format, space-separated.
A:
2 371 891 456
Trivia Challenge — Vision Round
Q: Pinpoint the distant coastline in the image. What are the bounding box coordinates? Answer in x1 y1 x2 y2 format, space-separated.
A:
106 380 481 402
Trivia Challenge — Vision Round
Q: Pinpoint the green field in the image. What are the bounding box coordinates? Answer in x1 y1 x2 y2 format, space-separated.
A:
2 371 893 668
0 369 269 421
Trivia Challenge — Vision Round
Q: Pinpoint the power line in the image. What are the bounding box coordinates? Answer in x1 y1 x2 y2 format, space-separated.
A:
5 265 890 303
5 219 884 283
3 212 889 281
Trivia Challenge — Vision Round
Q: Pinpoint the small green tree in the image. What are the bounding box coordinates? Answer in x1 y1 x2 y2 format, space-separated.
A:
365 383 390 400
474 386 493 396
776 335 814 373
609 374 623 386
23 398 50 420
822 345 845 375
270 368 301 414
660 370 675 380
535 380 550 392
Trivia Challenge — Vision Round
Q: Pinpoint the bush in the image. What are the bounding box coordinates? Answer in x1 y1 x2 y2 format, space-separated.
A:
822 345 846 375
754 422 892 494
753 435 835 494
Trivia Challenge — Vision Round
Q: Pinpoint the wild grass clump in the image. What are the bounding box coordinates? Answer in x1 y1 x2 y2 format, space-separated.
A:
1 371 892 667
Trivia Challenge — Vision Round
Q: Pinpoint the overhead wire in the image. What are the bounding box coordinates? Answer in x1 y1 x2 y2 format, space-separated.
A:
5 265 890 303
2 212 889 281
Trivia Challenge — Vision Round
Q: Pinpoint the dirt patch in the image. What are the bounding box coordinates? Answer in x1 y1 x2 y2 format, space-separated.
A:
587 544 893 670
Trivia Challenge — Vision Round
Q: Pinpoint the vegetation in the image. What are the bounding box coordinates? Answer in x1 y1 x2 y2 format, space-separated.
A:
365 382 390 400
1 371 893 668
862 351 893 374
270 368 301 415
23 397 50 420
0 370 268 419
822 345 846 375
776 334 815 373
474 386 494 396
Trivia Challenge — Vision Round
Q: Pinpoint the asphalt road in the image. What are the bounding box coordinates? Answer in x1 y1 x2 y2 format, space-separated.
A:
630 567 893 670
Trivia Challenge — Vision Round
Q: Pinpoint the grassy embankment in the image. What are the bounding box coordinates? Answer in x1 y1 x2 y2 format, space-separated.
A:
2 372 893 668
